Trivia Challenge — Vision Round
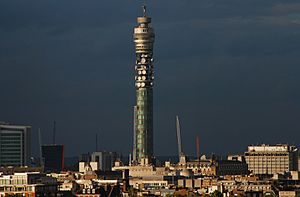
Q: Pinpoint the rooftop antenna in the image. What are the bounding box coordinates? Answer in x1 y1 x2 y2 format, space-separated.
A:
176 116 183 159
142 5 147 17
53 121 56 144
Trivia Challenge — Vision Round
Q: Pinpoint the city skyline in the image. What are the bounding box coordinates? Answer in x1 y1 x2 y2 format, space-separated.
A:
1 0 300 157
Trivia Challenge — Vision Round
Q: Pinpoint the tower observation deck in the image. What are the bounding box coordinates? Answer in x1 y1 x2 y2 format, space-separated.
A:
133 6 155 165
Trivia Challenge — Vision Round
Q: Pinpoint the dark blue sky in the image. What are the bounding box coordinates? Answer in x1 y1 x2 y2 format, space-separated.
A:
1 0 300 157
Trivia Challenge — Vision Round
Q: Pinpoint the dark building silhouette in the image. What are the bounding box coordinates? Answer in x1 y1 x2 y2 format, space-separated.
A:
42 144 64 172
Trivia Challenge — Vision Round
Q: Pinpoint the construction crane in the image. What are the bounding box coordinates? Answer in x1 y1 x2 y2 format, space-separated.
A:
176 116 184 159
196 136 200 160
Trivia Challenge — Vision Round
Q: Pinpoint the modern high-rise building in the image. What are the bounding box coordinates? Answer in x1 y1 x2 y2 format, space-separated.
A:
0 123 31 167
133 6 155 164
42 144 64 173
245 144 298 175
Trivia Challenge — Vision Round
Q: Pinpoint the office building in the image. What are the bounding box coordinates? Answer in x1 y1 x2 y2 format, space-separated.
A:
0 172 57 196
0 123 31 167
91 151 117 171
133 6 155 164
79 153 91 162
244 144 298 175
42 144 64 172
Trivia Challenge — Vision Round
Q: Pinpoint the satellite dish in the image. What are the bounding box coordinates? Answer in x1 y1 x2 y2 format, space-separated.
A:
141 58 146 64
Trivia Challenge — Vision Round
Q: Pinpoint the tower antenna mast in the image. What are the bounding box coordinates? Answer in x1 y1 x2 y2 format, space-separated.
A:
142 5 147 17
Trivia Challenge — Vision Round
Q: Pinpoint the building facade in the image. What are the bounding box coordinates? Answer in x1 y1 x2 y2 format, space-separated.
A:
79 162 98 173
91 151 117 171
0 124 31 167
133 6 155 164
184 159 248 176
215 160 248 176
42 144 64 173
245 144 298 175
0 172 57 196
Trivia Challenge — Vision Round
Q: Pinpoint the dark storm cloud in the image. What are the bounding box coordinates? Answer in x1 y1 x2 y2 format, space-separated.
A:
0 0 300 156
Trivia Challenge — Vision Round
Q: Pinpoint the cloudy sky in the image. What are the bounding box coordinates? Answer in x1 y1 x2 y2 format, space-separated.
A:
1 0 300 157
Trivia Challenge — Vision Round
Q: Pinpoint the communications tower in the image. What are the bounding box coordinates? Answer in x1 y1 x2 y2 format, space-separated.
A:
133 6 155 164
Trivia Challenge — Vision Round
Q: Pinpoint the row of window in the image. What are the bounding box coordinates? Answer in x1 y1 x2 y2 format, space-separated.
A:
248 161 288 163
1 136 22 141
137 125 145 129
0 149 21 152
0 179 27 185
1 144 22 147
136 139 144 144
1 152 21 155
245 154 289 156
137 115 144 119
136 110 152 116
136 134 144 139
137 110 145 114
0 141 22 144
137 101 145 106
247 157 290 159
137 90 146 96
0 133 21 136
0 156 22 160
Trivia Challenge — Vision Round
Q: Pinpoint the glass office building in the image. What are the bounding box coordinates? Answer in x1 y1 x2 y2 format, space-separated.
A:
0 124 31 167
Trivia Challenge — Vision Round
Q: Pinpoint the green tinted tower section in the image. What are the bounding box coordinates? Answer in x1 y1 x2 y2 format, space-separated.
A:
133 6 155 164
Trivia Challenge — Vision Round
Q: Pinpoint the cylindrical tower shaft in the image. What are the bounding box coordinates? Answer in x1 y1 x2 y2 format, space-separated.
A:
133 6 155 164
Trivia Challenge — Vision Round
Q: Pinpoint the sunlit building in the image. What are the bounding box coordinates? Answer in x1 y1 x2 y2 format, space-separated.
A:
91 151 117 171
132 6 155 165
245 144 298 175
0 123 31 167
0 172 57 196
